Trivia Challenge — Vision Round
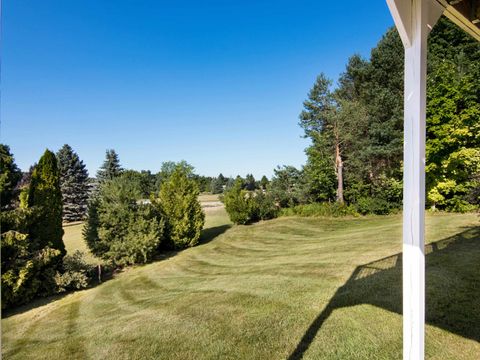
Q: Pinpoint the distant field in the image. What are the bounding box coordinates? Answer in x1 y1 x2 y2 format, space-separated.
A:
63 222 100 264
198 193 220 203
2 212 479 359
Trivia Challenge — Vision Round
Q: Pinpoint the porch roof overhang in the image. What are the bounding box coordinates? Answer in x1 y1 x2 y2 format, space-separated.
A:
436 0 480 40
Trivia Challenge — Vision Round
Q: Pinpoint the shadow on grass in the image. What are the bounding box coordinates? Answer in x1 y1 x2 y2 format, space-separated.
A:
288 226 480 360
199 224 232 245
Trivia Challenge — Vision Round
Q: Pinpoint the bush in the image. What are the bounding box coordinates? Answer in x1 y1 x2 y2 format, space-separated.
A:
1 231 61 309
84 176 165 266
279 202 357 217
355 197 392 215
223 181 258 224
154 167 205 249
55 251 92 293
223 179 278 224
255 191 279 220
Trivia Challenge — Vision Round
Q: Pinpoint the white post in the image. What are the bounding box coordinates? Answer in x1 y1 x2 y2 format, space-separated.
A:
386 1 442 359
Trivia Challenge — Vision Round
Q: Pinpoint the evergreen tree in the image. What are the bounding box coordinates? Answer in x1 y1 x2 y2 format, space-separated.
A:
245 174 256 191
155 166 205 249
56 144 89 222
28 149 65 255
84 176 165 266
96 149 123 182
269 166 310 207
217 173 226 186
210 177 224 194
260 175 269 190
0 144 22 209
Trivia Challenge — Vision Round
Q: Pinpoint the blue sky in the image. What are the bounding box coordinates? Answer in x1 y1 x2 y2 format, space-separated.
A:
1 1 394 178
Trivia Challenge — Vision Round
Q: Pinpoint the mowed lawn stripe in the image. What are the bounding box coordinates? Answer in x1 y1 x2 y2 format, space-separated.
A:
2 210 479 359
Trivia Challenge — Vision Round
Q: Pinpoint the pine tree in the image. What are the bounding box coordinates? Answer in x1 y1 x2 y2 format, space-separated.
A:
56 144 89 222
28 149 65 255
96 149 123 182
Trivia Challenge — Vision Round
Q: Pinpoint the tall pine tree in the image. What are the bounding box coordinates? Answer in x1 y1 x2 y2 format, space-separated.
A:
56 144 90 222
96 149 123 182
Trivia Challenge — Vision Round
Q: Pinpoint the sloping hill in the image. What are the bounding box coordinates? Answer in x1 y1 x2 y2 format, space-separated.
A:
2 211 479 360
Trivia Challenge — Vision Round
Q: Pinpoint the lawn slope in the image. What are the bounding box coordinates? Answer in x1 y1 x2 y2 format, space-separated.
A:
2 211 479 360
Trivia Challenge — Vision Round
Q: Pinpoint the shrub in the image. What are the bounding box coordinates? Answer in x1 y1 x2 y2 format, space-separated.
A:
279 202 358 217
223 179 259 224
1 231 61 309
84 176 165 266
255 191 279 220
55 251 91 292
155 167 205 249
223 179 278 224
355 197 392 215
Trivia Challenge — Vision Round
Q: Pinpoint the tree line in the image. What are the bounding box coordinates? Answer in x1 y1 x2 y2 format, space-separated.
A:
222 18 479 224
295 18 479 214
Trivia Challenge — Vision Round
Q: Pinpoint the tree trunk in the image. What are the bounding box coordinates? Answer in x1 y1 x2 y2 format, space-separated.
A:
335 140 344 204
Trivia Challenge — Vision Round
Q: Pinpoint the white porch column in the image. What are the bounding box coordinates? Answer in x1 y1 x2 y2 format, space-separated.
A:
386 1 443 359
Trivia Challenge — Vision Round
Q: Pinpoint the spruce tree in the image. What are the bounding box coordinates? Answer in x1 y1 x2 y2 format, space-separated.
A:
96 149 123 182
56 144 89 222
210 176 224 194
28 149 65 255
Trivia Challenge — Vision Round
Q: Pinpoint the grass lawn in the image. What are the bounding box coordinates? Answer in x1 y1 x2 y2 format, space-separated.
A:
2 210 479 359
63 222 100 265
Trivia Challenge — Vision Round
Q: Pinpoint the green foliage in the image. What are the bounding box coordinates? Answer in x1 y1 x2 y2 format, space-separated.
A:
254 191 278 221
244 174 256 191
354 197 391 216
84 176 165 266
294 18 479 214
304 141 336 202
28 149 65 255
210 176 224 194
155 167 205 249
0 144 22 209
260 175 269 190
279 202 357 217
1 148 66 309
223 179 258 225
1 231 61 309
269 166 309 207
55 251 91 292
425 27 480 211
96 149 123 182
223 179 278 224
56 144 90 222
121 169 156 198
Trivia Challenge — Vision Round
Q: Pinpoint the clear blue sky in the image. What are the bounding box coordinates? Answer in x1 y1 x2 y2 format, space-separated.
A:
1 0 394 178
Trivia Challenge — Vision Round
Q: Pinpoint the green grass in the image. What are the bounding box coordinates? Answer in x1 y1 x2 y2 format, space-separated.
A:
2 211 479 359
63 222 100 264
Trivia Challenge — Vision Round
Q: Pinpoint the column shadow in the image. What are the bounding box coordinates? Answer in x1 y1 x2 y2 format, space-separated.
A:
288 226 480 360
